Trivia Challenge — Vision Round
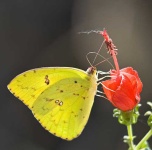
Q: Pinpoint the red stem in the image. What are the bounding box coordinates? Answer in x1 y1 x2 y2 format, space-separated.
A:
100 29 120 75
111 49 120 75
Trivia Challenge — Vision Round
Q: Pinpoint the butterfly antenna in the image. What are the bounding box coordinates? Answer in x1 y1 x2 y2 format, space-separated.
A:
94 55 114 69
87 52 114 69
79 29 113 68
86 52 94 67
92 40 105 65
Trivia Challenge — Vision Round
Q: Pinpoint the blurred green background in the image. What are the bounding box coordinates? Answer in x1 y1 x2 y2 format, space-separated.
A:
1 0 152 150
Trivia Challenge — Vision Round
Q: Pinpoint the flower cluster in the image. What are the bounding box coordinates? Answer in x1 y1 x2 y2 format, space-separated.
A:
100 29 143 111
102 67 142 111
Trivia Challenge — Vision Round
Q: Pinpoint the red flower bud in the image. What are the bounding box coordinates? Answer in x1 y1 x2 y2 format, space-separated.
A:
102 67 143 111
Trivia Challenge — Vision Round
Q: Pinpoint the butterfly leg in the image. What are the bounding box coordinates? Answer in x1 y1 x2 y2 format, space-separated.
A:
96 81 108 99
96 82 112 100
97 90 104 94
96 89 108 100
97 70 110 82
96 94 109 100
98 76 110 83
97 70 110 75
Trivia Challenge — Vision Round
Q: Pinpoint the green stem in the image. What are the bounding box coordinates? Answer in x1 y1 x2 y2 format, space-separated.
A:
135 129 152 150
127 124 135 150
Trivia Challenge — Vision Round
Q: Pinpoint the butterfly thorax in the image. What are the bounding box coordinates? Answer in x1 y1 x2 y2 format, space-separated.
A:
86 67 97 95
86 67 97 82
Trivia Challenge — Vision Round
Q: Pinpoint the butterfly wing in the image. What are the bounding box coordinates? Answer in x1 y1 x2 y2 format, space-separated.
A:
7 67 97 140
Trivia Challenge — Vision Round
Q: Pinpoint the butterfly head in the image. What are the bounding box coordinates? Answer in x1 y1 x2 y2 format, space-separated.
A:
86 67 97 76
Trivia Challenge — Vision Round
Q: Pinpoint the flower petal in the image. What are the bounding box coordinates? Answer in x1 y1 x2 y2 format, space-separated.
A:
102 75 121 102
112 74 138 111
120 67 143 93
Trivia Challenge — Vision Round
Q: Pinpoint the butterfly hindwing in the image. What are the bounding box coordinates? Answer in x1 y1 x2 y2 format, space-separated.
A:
33 77 95 140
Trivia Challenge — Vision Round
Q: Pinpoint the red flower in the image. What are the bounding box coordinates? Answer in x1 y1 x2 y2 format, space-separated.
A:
102 67 143 111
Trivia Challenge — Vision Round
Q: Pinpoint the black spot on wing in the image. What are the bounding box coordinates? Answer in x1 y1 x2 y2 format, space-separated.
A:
82 96 86 100
63 120 67 123
45 98 54 101
17 80 20 83
31 87 36 91
31 95 35 98
55 100 63 106
59 101 63 106
73 93 79 96
55 100 59 104
42 106 49 111
45 75 50 85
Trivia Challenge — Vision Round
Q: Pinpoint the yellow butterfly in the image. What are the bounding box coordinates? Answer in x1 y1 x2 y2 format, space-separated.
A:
7 67 98 140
